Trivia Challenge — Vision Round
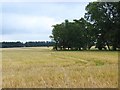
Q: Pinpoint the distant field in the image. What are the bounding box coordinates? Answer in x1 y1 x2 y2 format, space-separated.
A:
2 47 118 88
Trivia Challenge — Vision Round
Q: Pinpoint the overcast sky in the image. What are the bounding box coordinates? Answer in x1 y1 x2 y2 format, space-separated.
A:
0 0 96 42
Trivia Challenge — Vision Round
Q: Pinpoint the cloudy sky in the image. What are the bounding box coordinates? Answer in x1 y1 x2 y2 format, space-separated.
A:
0 0 96 42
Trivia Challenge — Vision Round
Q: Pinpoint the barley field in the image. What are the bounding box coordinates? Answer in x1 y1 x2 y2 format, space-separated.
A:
2 47 118 88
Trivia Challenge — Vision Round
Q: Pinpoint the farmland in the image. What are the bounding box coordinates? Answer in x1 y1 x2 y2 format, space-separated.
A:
2 47 118 88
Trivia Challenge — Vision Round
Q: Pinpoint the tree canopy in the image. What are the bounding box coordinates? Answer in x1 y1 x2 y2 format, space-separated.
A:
50 2 120 51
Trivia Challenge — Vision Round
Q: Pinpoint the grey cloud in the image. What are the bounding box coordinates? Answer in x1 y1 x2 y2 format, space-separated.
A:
1 2 87 41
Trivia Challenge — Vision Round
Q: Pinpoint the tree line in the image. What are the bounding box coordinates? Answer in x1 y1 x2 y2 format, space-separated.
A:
50 2 120 51
0 41 54 48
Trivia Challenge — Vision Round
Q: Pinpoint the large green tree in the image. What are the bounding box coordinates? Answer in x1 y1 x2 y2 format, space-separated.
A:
85 2 120 50
51 18 94 50
50 2 120 51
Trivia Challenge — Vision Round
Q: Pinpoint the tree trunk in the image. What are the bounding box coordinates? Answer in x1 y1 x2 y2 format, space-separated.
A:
112 46 116 51
106 41 110 51
112 42 117 51
98 47 102 50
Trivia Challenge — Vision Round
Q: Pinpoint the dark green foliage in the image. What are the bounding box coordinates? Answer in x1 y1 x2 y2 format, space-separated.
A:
1 42 24 48
25 41 54 47
1 41 54 48
85 2 120 50
51 2 120 51
51 19 95 50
